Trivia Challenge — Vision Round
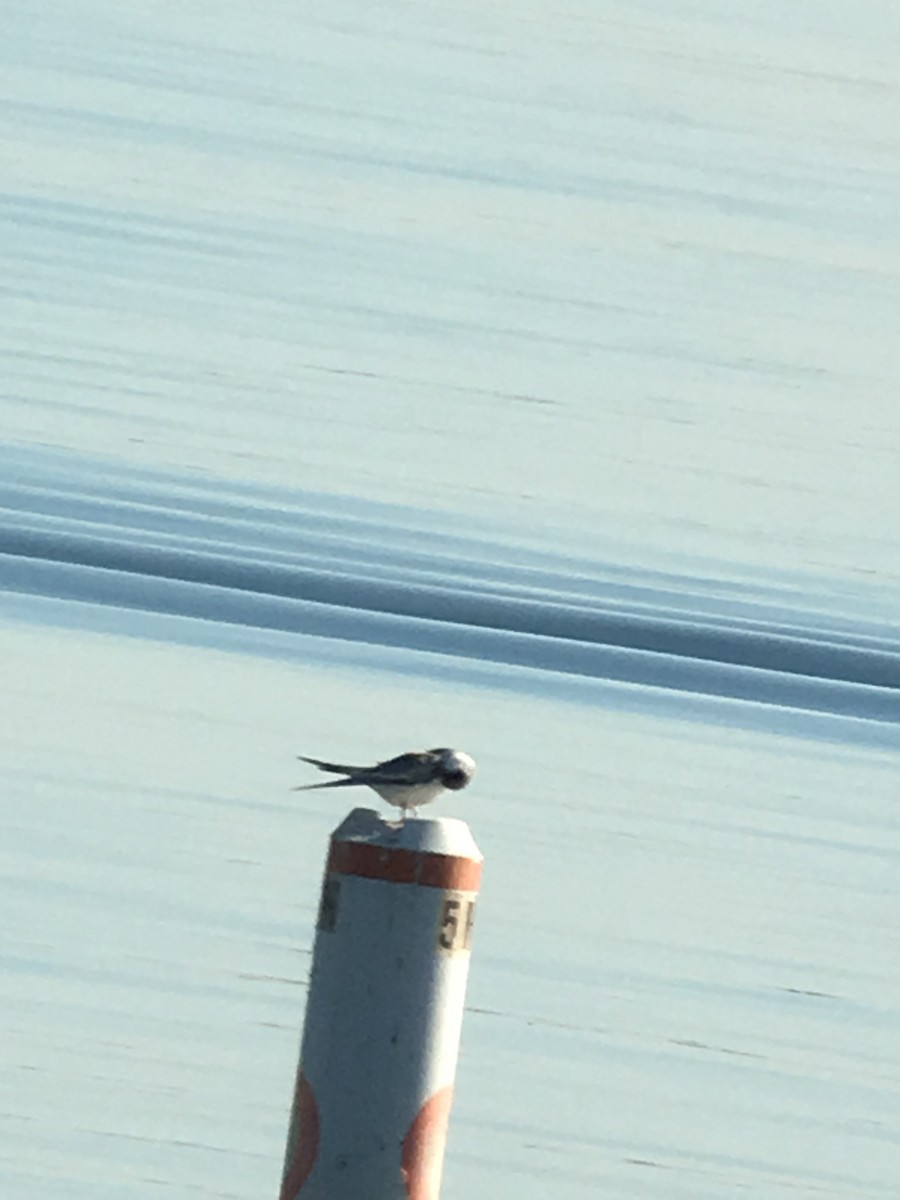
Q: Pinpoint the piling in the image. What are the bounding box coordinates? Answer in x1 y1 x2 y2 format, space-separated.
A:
279 807 483 1200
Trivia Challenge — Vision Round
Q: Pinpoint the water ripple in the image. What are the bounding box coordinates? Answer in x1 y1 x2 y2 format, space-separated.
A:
2 444 899 726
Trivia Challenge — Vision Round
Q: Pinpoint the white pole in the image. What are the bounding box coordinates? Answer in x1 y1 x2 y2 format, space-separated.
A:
279 807 483 1200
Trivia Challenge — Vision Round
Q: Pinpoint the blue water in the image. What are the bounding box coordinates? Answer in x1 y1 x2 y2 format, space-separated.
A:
4 444 900 743
3 444 899 1200
3 3 900 1197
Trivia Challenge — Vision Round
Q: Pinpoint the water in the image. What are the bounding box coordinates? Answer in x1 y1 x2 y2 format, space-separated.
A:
2 3 900 1197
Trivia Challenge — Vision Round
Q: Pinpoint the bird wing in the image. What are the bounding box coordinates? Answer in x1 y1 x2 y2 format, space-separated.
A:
295 750 439 791
363 750 439 784
297 754 366 776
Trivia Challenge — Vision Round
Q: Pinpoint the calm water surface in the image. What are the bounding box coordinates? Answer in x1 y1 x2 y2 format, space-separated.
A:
2 3 899 1198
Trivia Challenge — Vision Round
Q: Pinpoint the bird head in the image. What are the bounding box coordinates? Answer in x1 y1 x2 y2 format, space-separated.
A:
432 748 477 791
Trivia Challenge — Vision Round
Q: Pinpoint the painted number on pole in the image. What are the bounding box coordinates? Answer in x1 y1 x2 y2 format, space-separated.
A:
437 892 476 954
318 876 340 932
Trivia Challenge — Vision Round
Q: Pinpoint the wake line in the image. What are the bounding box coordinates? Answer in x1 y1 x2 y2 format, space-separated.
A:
3 530 900 725
2 521 900 691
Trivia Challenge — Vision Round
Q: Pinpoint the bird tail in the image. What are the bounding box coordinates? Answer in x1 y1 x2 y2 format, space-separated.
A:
293 776 360 792
297 754 363 776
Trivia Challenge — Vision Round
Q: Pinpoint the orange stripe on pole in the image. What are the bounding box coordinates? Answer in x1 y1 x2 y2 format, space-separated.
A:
279 1073 319 1198
401 1086 454 1200
327 841 482 891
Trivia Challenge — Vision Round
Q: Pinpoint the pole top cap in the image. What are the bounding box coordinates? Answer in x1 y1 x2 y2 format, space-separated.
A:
333 807 482 861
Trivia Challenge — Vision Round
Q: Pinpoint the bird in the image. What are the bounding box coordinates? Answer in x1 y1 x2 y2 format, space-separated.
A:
294 747 476 818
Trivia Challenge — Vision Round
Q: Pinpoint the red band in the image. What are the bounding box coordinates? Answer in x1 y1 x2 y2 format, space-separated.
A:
327 841 481 891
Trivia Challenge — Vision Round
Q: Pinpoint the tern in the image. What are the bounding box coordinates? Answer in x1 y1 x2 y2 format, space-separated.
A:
294 747 476 818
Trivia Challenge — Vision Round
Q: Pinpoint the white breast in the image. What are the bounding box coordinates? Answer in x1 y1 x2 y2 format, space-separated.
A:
372 780 447 808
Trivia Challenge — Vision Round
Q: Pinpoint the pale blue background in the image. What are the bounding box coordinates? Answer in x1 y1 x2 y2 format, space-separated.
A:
2 3 899 1197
